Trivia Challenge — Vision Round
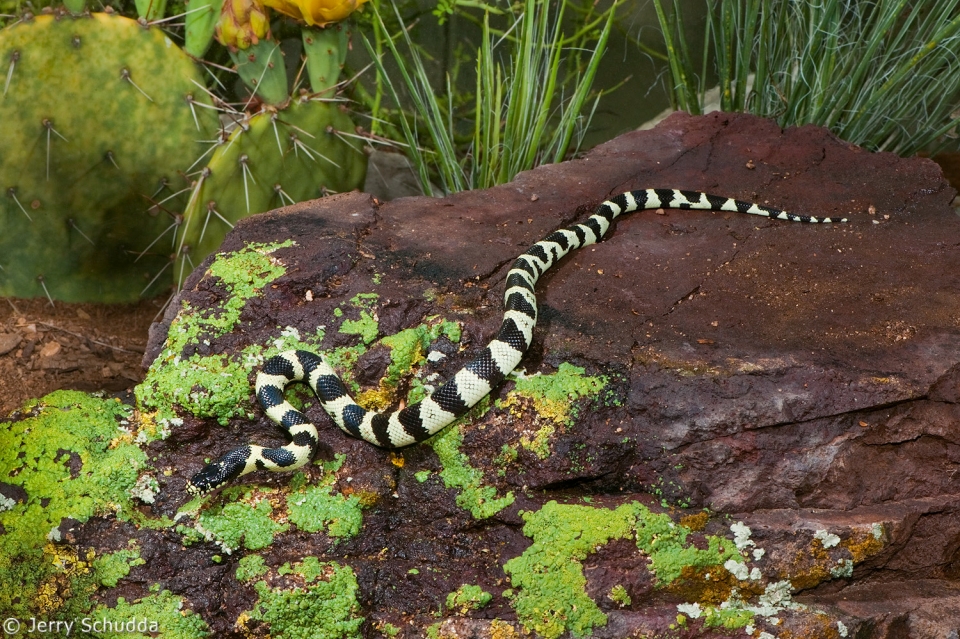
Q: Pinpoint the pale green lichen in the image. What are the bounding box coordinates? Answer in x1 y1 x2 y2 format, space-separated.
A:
130 474 161 504
429 407 514 520
286 457 363 538
136 241 296 424
184 489 289 553
686 579 804 631
236 554 269 582
501 363 607 459
504 501 748 638
92 588 211 638
830 558 854 578
93 545 145 588
608 584 631 607
0 391 149 616
814 529 841 549
445 584 492 613
245 558 363 639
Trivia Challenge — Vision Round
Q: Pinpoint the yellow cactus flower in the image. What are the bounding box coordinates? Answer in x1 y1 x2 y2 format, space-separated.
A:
261 0 367 27
217 0 271 49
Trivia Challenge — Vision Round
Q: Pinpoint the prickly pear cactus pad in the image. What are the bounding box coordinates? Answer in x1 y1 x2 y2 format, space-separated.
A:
0 13 219 302
175 97 366 282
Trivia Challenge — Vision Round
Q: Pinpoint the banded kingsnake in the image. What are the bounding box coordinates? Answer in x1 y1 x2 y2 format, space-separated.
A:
186 188 845 494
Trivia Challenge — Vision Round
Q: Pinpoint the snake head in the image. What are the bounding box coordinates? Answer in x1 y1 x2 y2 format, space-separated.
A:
185 445 253 495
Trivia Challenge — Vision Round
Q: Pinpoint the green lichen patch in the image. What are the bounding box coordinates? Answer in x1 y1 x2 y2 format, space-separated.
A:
183 489 289 553
93 544 145 588
244 559 364 639
286 456 363 538
608 584 631 607
92 589 211 638
334 315 461 411
376 621 400 637
338 293 381 345
504 501 751 638
202 240 295 338
0 391 149 616
501 363 607 459
494 444 519 469
136 240 296 424
445 584 492 613
503 501 637 639
380 318 462 405
704 605 755 629
429 406 514 520
237 554 270 582
506 363 607 424
633 503 741 587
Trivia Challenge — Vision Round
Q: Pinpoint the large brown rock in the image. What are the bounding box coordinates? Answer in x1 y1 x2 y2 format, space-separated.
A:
134 112 960 637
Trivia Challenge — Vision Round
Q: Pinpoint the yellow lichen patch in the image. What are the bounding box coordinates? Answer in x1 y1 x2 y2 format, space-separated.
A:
134 412 160 438
389 453 405 468
779 528 872 591
341 486 380 508
234 611 258 638
517 419 556 460
36 545 95 614
783 541 833 591
501 363 608 459
355 387 396 412
679 511 710 532
664 564 740 606
776 613 845 639
502 394 567 425
108 429 136 449
842 525 886 563
489 620 521 639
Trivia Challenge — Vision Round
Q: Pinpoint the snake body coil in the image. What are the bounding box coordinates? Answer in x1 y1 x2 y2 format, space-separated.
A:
186 188 844 494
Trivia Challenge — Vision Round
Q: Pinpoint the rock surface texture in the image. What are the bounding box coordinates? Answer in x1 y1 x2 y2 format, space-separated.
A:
31 112 960 637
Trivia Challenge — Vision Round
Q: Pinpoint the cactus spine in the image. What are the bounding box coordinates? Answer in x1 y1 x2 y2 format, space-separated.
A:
174 97 367 282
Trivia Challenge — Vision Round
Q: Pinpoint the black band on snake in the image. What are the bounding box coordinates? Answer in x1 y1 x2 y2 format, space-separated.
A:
186 188 845 494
